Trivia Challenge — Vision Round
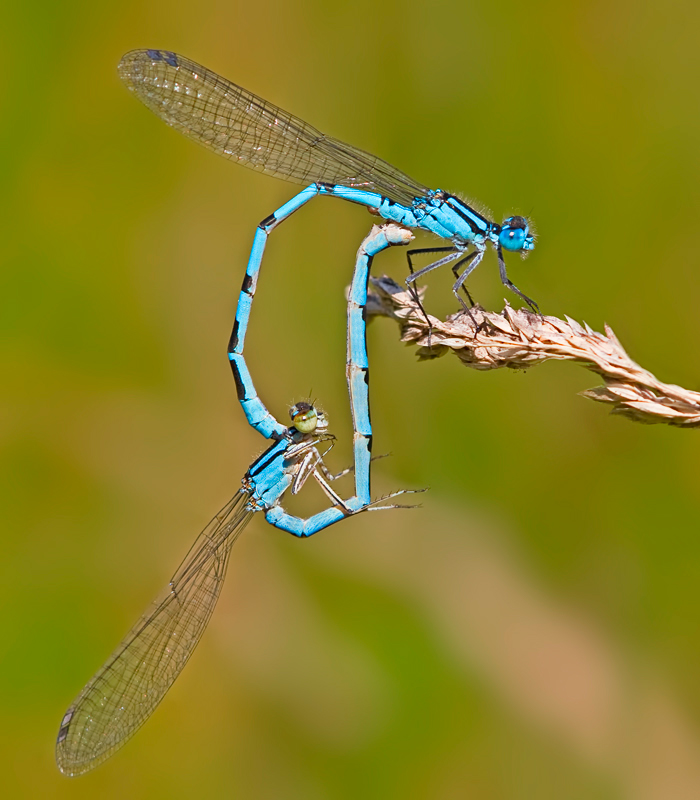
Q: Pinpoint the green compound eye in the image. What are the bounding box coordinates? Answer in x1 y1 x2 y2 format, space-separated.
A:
290 402 318 434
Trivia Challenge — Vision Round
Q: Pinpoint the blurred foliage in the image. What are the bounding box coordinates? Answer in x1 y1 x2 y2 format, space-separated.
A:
4 0 700 797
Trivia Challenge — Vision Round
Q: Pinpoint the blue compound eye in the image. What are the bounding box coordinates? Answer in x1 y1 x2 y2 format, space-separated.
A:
499 216 532 252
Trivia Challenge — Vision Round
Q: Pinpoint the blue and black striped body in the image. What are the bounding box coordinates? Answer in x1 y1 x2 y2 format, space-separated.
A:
119 49 534 261
55 225 417 775
56 388 409 776
118 49 537 350
231 223 413 516
242 418 358 536
54 49 429 772
118 49 534 496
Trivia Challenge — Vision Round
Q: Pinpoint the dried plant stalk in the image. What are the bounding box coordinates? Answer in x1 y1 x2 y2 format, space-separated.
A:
367 275 700 427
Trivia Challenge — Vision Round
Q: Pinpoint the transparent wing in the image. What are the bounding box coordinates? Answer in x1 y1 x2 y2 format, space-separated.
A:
118 49 429 207
56 491 254 777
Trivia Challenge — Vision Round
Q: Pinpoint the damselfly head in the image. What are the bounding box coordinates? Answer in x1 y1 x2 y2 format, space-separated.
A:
499 216 535 254
289 402 327 434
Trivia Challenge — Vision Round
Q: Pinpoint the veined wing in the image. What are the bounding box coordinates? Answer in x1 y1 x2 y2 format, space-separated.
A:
56 491 253 777
118 49 429 207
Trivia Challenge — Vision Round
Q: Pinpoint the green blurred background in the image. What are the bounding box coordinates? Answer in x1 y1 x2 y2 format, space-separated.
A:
4 0 700 797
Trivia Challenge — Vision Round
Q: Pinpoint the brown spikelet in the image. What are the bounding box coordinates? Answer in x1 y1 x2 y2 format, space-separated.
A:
367 276 700 427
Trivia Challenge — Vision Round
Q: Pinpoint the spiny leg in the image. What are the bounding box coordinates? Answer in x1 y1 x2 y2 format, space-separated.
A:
496 244 540 315
406 246 458 319
404 246 462 331
450 259 476 307
317 452 391 483
450 250 484 330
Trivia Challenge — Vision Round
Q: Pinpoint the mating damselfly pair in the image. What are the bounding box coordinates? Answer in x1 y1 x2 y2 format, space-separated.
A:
55 49 537 776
